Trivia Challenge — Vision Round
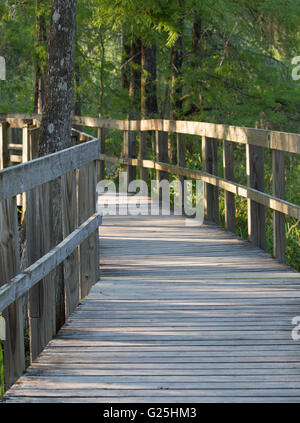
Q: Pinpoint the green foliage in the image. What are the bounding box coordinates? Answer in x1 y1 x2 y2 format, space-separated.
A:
0 0 299 269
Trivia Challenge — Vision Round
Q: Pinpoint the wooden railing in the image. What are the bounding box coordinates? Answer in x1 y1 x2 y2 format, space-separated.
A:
73 115 299 263
0 119 101 390
0 114 299 391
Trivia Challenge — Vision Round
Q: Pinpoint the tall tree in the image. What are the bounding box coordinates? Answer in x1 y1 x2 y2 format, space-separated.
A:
38 0 77 155
33 0 48 114
37 0 77 332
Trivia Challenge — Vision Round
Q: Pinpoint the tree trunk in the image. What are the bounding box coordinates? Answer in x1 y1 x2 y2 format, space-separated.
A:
141 42 158 118
121 29 131 92
129 38 141 119
38 0 77 155
37 0 77 332
169 3 185 162
34 0 47 114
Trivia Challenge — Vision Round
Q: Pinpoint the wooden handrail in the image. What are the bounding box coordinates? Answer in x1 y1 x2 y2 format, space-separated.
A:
99 154 300 220
0 131 101 390
1 114 299 153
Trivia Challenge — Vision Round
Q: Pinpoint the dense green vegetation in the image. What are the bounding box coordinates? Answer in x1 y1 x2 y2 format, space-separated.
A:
0 0 299 271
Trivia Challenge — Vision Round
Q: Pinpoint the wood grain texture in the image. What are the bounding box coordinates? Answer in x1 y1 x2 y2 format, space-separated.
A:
246 144 266 250
0 197 25 389
62 171 79 317
273 150 286 263
2 115 300 153
4 196 300 403
0 122 9 169
78 162 99 299
27 183 56 362
223 140 235 233
0 138 101 202
202 137 219 223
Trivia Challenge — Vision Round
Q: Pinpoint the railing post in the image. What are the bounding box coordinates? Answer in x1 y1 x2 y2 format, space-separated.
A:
78 160 99 298
123 130 136 191
246 144 266 249
98 127 106 182
223 140 235 233
273 150 285 263
21 124 31 214
139 131 148 186
62 170 79 316
202 136 219 224
156 129 169 202
0 198 25 389
22 124 30 164
177 133 186 211
0 121 9 170
27 182 56 362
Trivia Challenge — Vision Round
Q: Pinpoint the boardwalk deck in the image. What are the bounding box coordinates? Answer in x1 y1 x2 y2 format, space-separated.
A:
4 198 300 403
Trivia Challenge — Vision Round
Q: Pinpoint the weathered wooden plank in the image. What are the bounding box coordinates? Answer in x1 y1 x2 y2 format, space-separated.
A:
0 198 25 389
155 131 169 186
2 115 300 153
0 122 10 169
246 145 266 249
5 396 300 403
0 214 101 313
62 171 79 317
123 130 136 189
27 183 55 362
78 162 99 299
202 137 219 223
0 138 101 202
139 131 148 185
273 150 286 263
97 127 106 182
9 155 22 163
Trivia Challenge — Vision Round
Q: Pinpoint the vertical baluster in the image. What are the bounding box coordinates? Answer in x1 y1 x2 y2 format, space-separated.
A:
0 197 25 389
246 144 266 249
223 140 235 232
202 136 219 223
78 161 99 299
273 150 285 262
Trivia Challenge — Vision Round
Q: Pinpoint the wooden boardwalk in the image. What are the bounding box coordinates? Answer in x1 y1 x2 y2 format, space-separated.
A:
4 202 300 403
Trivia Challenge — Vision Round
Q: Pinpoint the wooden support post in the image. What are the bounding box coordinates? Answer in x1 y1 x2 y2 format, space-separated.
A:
139 131 148 185
97 127 106 182
156 130 169 203
123 130 136 190
177 133 186 210
27 183 56 362
0 121 9 170
202 136 219 224
246 144 266 250
156 130 169 180
21 125 31 213
78 161 99 299
0 198 25 389
22 125 30 163
273 150 285 263
223 140 236 233
62 170 79 316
